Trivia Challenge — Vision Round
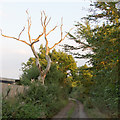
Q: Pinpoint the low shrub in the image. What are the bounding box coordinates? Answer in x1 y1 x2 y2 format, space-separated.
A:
2 82 68 118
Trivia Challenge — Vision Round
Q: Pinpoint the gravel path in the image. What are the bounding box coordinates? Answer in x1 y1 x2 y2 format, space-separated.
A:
52 98 88 119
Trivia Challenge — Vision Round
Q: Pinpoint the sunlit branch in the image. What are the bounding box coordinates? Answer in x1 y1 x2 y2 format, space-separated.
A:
0 29 30 46
46 25 57 36
49 27 74 50
26 10 32 43
32 33 44 41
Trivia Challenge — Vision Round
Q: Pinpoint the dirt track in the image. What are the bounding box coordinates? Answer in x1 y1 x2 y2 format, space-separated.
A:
52 98 88 119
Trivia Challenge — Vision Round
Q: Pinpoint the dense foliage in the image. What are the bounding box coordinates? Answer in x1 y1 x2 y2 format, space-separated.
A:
65 2 119 118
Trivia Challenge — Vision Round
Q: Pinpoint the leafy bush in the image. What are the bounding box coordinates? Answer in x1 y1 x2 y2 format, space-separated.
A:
45 63 65 85
89 65 119 117
2 99 44 118
20 65 39 85
2 82 68 118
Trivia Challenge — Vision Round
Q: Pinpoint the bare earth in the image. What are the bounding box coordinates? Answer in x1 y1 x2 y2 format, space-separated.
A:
52 99 88 119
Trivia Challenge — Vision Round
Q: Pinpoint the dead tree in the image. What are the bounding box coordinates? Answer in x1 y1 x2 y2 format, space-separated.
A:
0 10 73 85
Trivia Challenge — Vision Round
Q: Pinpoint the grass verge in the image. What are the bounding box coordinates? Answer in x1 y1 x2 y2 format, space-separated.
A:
84 105 110 118
67 101 76 119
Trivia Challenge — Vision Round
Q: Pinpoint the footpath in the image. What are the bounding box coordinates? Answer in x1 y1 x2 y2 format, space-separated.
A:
52 98 88 119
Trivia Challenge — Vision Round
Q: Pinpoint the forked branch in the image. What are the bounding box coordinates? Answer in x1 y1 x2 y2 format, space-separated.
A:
0 10 44 47
0 29 30 46
31 33 44 46
41 13 73 53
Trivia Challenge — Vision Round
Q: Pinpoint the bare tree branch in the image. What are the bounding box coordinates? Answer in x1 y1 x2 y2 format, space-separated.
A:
0 29 30 46
41 12 43 27
30 33 43 47
30 40 39 47
26 10 32 43
46 17 51 26
44 30 49 55
41 15 74 52
18 26 25 39
32 33 43 41
43 11 47 27
46 24 57 36
41 11 52 30
49 22 74 50
60 17 63 40
41 11 50 55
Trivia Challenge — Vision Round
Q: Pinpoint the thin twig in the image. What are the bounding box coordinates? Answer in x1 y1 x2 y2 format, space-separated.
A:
46 24 57 36
18 26 25 39
41 12 43 27
49 27 74 50
26 10 32 43
46 17 51 26
60 17 63 40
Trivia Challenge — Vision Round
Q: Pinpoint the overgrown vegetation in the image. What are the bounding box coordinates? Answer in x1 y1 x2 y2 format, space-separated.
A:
2 82 68 118
2 1 119 119
2 48 76 118
66 2 119 118
2 67 69 118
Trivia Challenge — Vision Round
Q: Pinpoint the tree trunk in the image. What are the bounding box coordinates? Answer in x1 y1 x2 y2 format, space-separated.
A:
31 45 51 85
44 55 51 76
38 75 45 85
36 55 51 85
38 55 51 85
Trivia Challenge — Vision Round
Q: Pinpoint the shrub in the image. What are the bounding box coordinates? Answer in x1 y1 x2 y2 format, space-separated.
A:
20 65 39 85
2 82 68 118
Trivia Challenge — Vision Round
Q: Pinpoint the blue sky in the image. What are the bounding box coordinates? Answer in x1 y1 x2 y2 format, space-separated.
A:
0 1 91 79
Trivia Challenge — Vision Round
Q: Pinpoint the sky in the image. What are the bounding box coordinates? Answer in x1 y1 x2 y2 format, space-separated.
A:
0 0 92 79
